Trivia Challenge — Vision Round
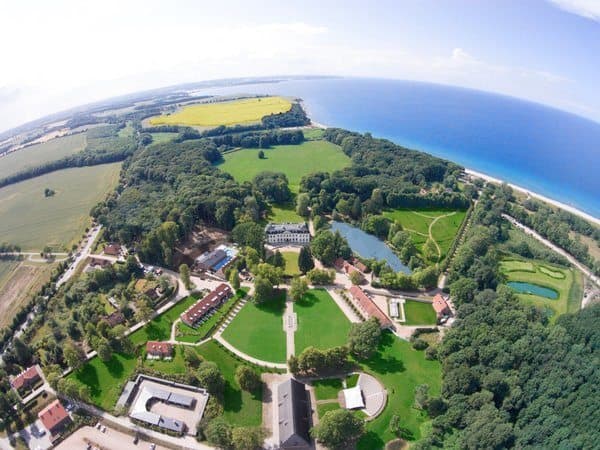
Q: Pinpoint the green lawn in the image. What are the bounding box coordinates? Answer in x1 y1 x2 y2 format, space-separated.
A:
67 352 137 411
281 251 300 276
357 333 441 449
175 289 248 343
149 132 178 144
221 290 287 363
383 209 466 260
195 340 262 426
317 402 341 418
129 293 201 345
294 289 351 354
218 140 350 193
0 163 121 251
500 258 581 320
403 300 437 326
266 202 304 223
0 133 87 180
313 378 343 400
303 128 326 140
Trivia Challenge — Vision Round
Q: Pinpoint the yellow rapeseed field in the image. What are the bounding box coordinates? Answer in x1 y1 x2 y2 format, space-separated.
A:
149 96 292 127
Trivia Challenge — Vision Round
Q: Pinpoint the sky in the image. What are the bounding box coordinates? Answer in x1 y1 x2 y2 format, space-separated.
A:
1 0 600 132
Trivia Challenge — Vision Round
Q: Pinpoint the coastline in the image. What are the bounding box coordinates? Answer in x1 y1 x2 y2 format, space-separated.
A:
465 169 600 226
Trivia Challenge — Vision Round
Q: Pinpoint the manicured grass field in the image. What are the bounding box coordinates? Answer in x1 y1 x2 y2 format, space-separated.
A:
0 133 87 180
294 289 351 353
195 340 262 426
281 251 300 276
317 402 341 418
67 352 137 411
149 96 292 127
313 378 343 400
218 140 350 193
266 202 304 223
383 209 466 259
221 290 287 363
500 258 581 320
403 300 437 326
357 333 441 449
129 293 201 345
0 163 121 251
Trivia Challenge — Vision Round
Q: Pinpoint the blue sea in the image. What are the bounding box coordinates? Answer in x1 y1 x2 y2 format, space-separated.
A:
194 78 600 219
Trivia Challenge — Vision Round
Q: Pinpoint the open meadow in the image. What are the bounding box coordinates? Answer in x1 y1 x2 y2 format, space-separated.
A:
218 140 350 193
0 133 87 180
149 96 292 127
500 258 582 320
383 208 466 260
221 290 287 363
0 163 121 251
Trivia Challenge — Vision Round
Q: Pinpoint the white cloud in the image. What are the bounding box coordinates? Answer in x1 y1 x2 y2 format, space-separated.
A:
548 0 600 21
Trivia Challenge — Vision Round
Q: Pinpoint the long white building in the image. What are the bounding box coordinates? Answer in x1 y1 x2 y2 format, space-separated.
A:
265 222 311 245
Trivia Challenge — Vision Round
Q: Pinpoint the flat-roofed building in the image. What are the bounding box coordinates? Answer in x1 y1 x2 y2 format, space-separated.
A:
180 283 233 327
278 379 312 449
265 223 310 246
195 249 227 271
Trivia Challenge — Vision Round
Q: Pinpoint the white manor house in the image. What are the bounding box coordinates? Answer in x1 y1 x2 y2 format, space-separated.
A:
265 222 311 245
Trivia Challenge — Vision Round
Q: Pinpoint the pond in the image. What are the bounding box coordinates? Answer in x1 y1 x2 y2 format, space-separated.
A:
507 281 559 300
330 221 411 274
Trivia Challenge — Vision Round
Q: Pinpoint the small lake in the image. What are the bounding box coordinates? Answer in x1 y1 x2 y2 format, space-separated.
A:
507 281 558 300
330 221 411 274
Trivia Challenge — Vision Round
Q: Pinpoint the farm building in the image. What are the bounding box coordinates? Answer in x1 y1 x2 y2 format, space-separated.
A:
180 283 233 327
38 399 71 438
278 379 312 449
11 365 41 393
265 223 310 245
146 341 173 359
349 286 394 329
432 293 451 319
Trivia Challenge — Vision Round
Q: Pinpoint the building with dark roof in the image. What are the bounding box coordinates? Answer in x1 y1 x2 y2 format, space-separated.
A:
180 283 232 327
38 399 71 438
195 249 227 271
10 365 41 393
265 223 310 245
278 379 312 449
349 286 394 330
103 243 122 256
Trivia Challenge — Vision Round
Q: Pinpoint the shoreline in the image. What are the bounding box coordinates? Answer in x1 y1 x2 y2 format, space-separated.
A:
465 169 600 226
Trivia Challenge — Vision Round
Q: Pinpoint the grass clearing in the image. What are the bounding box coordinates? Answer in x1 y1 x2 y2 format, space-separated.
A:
357 333 441 449
149 97 292 127
313 378 343 400
303 128 326 140
148 132 178 144
195 340 262 426
0 134 87 180
294 289 351 353
403 300 437 326
266 202 304 223
500 258 580 321
383 209 466 260
218 140 350 193
281 251 300 276
0 163 121 251
221 290 287 363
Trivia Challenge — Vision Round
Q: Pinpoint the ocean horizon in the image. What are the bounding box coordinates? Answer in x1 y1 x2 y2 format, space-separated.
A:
193 77 600 220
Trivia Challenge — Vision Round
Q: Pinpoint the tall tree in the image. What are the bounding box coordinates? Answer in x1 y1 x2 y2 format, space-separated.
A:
229 268 240 290
179 263 193 290
290 277 308 302
311 409 365 449
298 246 315 274
347 317 381 359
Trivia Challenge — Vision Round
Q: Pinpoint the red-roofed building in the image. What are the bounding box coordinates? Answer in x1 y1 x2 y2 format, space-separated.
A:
38 399 71 438
349 286 394 330
432 294 451 319
146 341 173 359
10 366 41 393
180 283 233 327
103 243 122 256
350 258 368 273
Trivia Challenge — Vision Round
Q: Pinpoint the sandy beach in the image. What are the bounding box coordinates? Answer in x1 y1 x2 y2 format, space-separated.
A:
465 169 600 226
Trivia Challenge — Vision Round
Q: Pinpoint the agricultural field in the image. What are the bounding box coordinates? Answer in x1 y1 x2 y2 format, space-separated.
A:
403 300 437 326
218 140 350 193
0 259 56 329
148 96 292 127
500 258 582 320
383 208 467 260
357 333 441 449
281 251 300 276
0 163 121 251
0 133 87 180
221 290 287 363
294 289 351 353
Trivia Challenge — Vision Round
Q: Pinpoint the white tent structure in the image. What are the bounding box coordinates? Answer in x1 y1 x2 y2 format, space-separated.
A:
342 385 365 410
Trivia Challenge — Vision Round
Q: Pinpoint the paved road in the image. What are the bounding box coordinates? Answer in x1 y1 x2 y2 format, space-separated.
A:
503 214 600 295
56 225 104 287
